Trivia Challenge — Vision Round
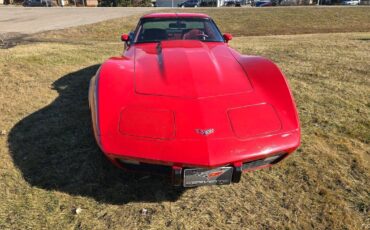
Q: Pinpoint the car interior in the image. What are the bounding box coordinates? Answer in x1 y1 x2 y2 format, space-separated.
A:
135 19 223 43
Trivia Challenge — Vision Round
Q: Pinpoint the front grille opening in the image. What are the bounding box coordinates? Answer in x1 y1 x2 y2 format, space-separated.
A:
242 153 286 170
116 158 172 175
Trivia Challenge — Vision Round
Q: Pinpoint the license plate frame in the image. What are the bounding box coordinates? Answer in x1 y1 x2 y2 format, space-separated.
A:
183 166 234 187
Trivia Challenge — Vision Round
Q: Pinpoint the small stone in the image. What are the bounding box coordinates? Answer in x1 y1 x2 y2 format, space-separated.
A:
141 208 148 216
74 207 83 215
0 130 6 135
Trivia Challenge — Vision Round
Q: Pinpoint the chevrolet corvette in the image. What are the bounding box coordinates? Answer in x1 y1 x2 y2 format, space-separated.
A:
88 13 300 187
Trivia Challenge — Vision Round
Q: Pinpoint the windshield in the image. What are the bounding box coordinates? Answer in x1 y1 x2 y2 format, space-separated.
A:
134 18 224 43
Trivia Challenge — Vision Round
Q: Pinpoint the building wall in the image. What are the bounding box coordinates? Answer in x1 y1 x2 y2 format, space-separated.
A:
86 0 98 6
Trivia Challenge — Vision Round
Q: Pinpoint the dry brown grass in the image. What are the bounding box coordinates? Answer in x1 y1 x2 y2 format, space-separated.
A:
18 6 370 43
0 7 369 230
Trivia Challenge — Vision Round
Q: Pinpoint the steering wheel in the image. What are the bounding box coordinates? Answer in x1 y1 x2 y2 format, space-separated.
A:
197 31 209 40
183 29 209 40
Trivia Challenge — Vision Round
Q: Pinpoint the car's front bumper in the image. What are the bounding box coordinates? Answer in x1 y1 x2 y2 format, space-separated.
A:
109 151 288 187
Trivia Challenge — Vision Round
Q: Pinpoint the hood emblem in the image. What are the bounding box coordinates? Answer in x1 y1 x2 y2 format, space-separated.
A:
195 128 215 136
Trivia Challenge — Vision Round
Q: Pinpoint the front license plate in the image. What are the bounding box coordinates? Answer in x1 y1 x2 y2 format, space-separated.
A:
183 167 233 187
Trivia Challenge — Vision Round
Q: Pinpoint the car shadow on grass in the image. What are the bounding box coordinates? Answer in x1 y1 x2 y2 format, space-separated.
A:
8 64 184 204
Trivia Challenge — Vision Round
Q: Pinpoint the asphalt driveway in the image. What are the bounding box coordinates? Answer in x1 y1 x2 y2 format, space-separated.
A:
0 7 154 35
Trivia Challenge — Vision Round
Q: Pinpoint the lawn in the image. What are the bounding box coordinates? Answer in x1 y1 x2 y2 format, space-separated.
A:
0 7 369 229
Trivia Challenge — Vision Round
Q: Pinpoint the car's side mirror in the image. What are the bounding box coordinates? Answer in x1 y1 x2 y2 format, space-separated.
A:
121 33 129 42
223 33 232 43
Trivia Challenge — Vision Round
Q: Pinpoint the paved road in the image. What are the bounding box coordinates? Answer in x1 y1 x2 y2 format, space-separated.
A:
0 7 155 35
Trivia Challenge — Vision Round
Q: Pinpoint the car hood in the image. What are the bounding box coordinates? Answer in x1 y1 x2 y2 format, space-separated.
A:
133 40 253 99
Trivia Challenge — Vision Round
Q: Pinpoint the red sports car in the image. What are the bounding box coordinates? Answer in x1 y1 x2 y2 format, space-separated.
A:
89 13 300 187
